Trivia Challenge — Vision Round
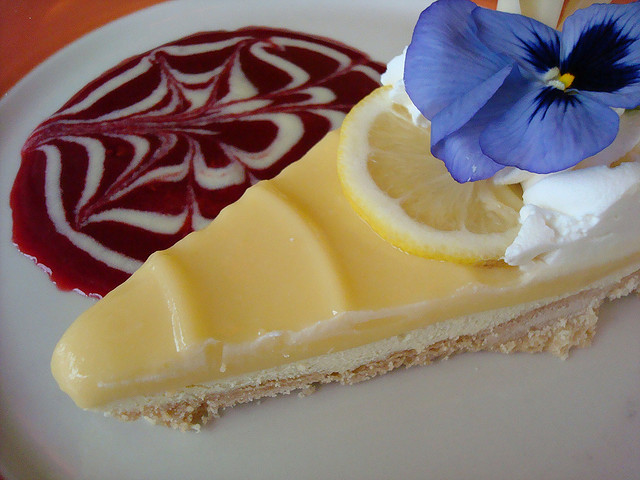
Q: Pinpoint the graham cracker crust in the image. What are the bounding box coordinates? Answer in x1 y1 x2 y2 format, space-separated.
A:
107 270 640 431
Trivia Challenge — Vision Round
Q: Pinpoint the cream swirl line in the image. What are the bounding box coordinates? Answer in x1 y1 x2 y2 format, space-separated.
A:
51 36 381 123
13 28 384 296
41 142 143 274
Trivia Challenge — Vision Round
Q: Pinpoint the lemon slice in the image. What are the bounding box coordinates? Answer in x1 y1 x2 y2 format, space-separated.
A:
337 86 523 264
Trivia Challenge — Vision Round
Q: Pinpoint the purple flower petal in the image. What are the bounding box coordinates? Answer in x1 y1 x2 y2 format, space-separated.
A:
404 0 510 120
430 63 514 146
432 66 533 182
472 7 560 76
431 123 504 183
560 2 640 109
480 86 620 173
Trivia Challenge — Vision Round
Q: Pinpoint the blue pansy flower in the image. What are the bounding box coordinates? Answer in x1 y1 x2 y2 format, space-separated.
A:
404 0 640 182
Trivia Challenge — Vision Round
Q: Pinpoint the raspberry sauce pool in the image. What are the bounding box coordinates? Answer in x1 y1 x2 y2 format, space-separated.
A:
11 27 384 297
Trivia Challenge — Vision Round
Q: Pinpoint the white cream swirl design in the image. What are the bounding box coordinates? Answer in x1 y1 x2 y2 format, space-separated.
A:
13 27 383 296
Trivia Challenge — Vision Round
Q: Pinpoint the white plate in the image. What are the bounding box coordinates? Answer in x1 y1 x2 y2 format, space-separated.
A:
1 1 639 479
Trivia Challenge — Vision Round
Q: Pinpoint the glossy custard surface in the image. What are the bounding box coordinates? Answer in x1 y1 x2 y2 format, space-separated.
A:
51 131 640 408
11 27 384 297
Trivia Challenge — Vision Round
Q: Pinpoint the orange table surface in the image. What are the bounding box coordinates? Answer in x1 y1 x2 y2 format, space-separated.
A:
0 0 167 97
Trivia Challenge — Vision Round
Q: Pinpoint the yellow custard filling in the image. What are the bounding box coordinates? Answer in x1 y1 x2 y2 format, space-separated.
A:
51 131 640 409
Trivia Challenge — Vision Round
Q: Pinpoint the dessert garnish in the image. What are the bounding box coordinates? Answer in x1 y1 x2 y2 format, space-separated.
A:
339 0 640 265
11 27 383 297
337 86 523 264
404 0 640 182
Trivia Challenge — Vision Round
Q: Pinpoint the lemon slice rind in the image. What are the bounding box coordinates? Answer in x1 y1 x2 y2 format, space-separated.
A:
337 86 523 264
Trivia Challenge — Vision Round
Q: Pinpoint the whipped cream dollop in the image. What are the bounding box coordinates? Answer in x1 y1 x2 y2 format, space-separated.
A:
504 160 640 267
381 49 429 129
382 52 640 269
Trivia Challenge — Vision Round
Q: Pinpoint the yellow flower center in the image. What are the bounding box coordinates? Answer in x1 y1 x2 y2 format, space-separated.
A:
543 67 576 92
558 72 575 89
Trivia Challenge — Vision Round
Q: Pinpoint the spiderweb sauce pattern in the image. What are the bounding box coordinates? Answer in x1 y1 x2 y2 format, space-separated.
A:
11 27 384 297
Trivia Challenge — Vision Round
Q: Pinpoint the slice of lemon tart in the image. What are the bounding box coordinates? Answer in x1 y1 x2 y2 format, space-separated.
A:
51 89 640 430
50 1 640 430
